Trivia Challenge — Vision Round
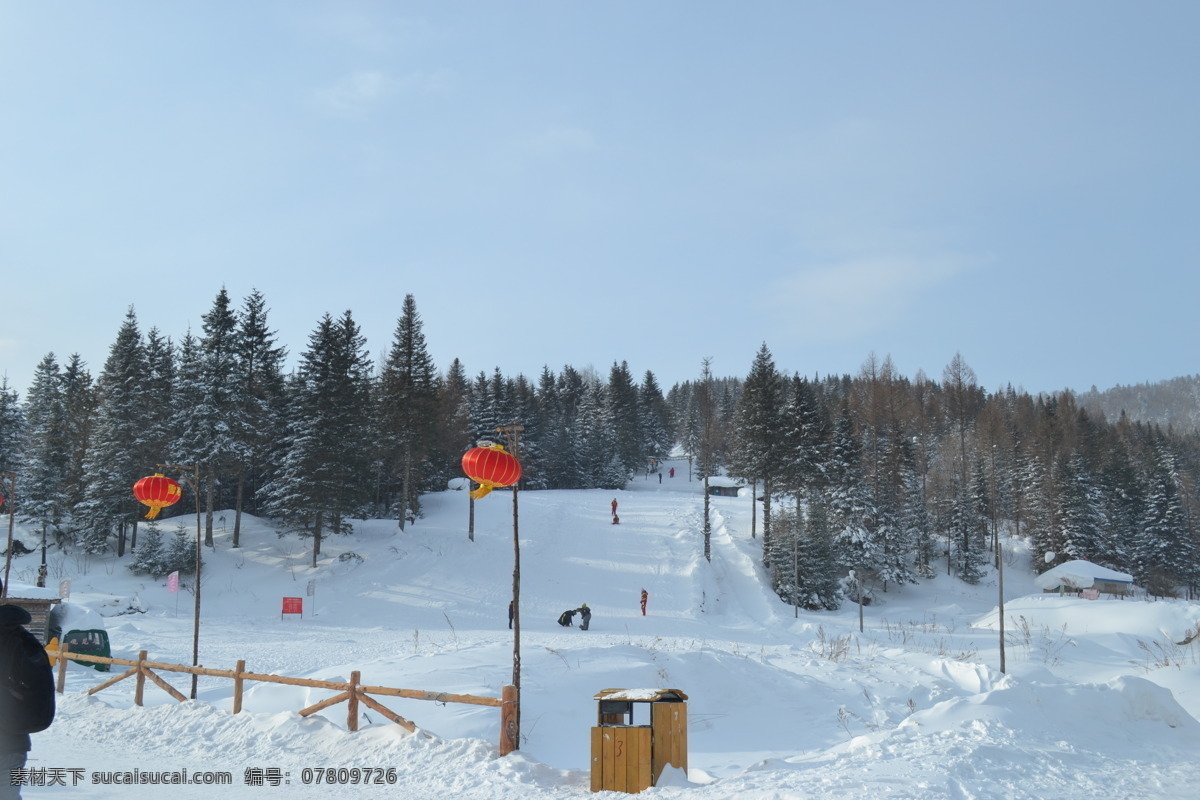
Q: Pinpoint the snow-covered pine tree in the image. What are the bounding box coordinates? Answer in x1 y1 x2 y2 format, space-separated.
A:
20 355 70 545
378 294 439 529
59 354 96 530
638 370 673 464
729 343 786 559
231 289 287 545
164 525 199 576
77 308 151 553
608 361 644 480
128 522 167 576
534 367 573 489
261 311 374 567
826 404 876 574
694 358 721 562
170 289 247 546
1136 438 1196 596
1097 431 1143 570
778 375 829 498
0 377 24 483
432 358 474 489
576 377 617 488
1057 453 1107 562
949 468 987 584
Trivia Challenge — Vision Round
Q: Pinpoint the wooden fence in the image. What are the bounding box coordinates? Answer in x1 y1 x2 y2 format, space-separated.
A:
47 643 518 755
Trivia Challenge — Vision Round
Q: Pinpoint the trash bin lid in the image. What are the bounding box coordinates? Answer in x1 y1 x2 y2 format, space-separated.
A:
594 688 687 702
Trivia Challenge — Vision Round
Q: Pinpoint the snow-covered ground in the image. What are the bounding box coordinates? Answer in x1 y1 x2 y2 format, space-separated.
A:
5 458 1199 798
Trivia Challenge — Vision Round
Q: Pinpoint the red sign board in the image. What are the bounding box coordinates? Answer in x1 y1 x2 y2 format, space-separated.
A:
282 597 303 616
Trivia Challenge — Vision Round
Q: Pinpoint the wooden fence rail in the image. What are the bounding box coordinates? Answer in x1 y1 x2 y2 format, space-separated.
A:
47 643 518 755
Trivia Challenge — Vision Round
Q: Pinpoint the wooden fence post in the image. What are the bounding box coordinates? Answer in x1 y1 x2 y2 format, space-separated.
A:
55 642 70 693
233 659 246 714
500 684 518 756
347 671 360 732
135 650 148 707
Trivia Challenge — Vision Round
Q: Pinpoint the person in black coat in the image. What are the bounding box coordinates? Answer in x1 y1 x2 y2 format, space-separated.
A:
1 602 56 799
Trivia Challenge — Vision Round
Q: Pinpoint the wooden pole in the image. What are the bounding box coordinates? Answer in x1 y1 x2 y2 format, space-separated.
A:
55 641 70 693
347 671 360 731
233 659 246 714
135 650 148 706
500 684 518 755
496 423 524 752
159 463 203 699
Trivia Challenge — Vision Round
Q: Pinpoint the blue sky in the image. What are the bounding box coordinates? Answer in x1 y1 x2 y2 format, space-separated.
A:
2 1 1197 398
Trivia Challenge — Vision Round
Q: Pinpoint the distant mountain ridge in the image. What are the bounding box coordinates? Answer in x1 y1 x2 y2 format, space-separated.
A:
1078 374 1200 434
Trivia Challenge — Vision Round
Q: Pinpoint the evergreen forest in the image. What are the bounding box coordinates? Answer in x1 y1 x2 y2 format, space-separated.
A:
2 289 1198 603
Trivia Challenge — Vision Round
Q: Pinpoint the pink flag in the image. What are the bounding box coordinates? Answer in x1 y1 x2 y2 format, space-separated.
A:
167 571 179 593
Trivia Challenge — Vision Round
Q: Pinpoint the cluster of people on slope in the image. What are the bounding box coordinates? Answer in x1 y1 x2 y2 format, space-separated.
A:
552 589 649 631
557 604 591 630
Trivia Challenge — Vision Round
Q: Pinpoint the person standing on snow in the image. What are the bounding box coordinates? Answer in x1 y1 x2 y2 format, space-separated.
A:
640 589 648 616
577 604 592 630
611 498 618 517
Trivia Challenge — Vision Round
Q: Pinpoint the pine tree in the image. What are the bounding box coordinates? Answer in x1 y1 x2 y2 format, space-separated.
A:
378 294 439 529
1136 439 1196 596
164 524 200 576
78 308 151 553
170 289 247 546
576 378 618 488
231 289 287 545
128 523 167 576
729 344 785 559
796 498 842 610
827 406 875 573
695 359 720 562
262 311 374 567
950 466 988 584
433 358 474 489
20 355 70 546
0 377 24 481
60 354 96 529
638 370 673 461
607 361 643 479
1058 453 1107 562
778 376 829 497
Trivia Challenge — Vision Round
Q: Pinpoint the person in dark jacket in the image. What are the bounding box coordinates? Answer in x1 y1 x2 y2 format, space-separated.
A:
1 603 56 799
577 603 591 631
557 609 577 627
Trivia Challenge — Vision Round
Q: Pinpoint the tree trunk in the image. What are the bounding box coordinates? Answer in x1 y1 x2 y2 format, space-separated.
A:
312 510 323 569
204 472 215 547
398 448 410 531
233 470 244 548
762 477 772 567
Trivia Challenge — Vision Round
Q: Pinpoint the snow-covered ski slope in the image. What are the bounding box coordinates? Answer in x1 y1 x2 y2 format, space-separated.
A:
15 458 1200 798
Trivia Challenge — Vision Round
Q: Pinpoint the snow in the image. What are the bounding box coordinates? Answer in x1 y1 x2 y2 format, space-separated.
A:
1033 559 1134 591
5 459 1200 798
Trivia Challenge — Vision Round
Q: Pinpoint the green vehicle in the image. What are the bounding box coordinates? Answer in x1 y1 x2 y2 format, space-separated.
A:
48 602 111 672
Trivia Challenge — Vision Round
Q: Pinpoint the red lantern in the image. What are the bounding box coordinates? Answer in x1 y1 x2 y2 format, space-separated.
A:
133 474 183 520
461 444 522 500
